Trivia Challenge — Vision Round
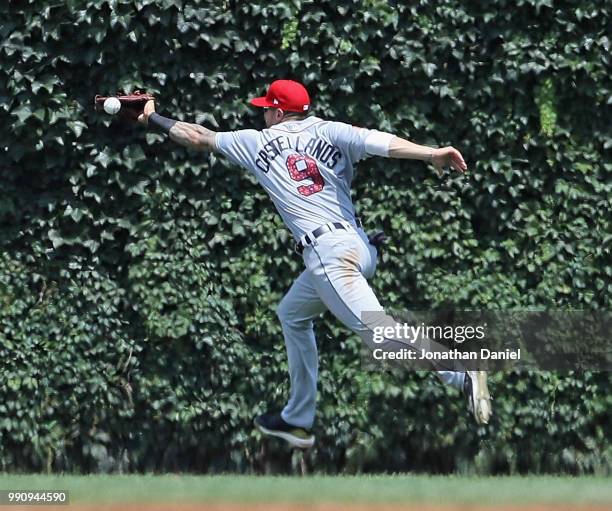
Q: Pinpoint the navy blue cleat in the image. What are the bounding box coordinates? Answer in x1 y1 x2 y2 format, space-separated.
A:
254 412 315 449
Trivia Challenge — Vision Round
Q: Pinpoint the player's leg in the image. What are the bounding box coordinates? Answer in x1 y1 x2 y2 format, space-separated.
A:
304 229 491 424
254 269 325 448
277 269 326 428
437 371 465 388
303 229 440 364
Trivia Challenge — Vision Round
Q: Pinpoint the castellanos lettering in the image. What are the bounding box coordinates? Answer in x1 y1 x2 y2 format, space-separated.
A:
255 135 342 173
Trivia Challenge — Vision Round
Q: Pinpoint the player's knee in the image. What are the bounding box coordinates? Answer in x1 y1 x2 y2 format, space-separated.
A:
276 298 291 323
277 298 310 329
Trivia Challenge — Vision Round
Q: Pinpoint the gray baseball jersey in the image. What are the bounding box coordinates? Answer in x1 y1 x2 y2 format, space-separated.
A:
215 116 373 240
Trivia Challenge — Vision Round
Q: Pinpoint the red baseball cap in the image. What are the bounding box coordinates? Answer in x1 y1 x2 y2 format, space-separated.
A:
250 79 310 112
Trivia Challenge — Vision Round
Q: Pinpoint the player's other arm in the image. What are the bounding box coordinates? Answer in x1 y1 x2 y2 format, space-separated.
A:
359 126 467 174
387 136 467 174
137 99 217 152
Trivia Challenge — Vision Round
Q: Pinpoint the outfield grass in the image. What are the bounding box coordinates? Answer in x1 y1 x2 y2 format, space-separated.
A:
0 475 611 506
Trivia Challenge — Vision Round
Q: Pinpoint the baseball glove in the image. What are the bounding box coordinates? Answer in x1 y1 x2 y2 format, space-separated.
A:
94 90 155 121
368 231 387 248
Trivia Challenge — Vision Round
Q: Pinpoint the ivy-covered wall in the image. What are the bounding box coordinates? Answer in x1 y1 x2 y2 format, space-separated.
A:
0 0 610 474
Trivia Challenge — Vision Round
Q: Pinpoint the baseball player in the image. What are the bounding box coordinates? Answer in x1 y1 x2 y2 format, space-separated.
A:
137 79 491 449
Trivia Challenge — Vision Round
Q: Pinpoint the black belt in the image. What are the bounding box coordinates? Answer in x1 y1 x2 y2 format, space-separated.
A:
295 218 362 254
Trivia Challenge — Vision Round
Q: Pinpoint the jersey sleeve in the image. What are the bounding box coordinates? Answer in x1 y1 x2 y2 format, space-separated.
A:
323 121 373 164
214 129 260 172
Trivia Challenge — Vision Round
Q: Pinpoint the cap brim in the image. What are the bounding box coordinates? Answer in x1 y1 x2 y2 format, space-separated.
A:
250 96 273 108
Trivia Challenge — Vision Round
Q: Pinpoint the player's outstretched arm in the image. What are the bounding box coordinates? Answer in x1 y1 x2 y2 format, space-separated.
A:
168 121 216 152
137 100 217 152
388 136 467 174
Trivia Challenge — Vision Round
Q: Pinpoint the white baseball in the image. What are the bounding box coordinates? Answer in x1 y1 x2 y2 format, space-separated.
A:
103 97 121 115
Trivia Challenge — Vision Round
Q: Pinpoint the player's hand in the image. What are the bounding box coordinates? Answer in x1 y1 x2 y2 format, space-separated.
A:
431 147 467 175
138 100 156 125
